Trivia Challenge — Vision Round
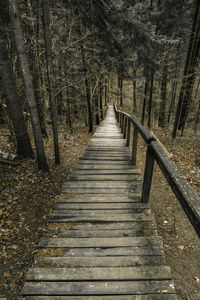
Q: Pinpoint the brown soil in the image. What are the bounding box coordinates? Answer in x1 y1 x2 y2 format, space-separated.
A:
0 123 92 299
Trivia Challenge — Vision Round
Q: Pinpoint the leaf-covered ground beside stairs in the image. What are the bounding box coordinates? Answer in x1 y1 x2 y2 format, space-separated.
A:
0 124 92 299
136 127 200 300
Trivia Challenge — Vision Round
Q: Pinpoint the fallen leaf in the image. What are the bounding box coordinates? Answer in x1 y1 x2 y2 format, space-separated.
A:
178 245 184 251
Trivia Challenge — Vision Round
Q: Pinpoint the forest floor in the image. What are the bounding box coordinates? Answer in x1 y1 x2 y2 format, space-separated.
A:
0 111 200 299
0 122 93 299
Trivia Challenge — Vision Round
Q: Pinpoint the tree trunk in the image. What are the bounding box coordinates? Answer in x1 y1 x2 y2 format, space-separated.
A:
158 59 168 128
141 79 149 125
99 76 103 119
42 0 60 164
173 0 200 137
78 10 93 132
148 72 154 128
9 0 48 170
35 0 48 137
167 43 180 125
133 68 137 111
105 77 107 106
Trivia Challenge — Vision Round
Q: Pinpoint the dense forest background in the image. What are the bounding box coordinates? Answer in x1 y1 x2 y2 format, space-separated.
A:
0 0 200 170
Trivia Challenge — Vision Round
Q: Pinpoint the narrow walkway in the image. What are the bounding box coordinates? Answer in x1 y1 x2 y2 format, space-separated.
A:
22 106 177 299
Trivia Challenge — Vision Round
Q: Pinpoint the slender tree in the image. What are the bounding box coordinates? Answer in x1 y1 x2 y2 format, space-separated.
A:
42 0 60 163
9 0 48 171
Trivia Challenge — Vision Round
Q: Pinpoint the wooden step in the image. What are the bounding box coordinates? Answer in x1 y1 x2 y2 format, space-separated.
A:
34 255 165 268
23 280 175 296
38 236 162 248
23 295 178 300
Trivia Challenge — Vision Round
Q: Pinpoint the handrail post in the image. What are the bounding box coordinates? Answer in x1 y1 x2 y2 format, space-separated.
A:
141 145 155 203
123 117 127 139
126 119 131 146
131 126 138 165
121 115 124 133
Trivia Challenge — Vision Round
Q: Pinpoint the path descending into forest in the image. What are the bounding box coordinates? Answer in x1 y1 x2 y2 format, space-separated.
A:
22 106 177 299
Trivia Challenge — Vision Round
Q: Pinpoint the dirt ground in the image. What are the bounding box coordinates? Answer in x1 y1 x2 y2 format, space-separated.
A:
0 110 200 299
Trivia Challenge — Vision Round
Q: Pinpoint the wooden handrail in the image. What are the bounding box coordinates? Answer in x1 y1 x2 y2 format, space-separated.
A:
114 105 200 238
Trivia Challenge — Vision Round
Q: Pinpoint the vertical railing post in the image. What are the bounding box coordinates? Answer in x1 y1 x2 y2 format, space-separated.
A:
126 119 131 146
141 145 155 203
131 125 138 165
121 115 124 133
119 114 122 128
123 117 127 139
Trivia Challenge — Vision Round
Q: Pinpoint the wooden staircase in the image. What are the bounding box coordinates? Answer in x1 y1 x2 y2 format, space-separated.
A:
22 106 177 299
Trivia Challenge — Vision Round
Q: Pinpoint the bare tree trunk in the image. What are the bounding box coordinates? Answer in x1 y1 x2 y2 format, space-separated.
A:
42 0 60 164
9 0 48 170
78 10 93 132
133 68 137 111
99 76 103 119
148 72 154 128
141 79 149 125
159 57 168 128
105 77 108 106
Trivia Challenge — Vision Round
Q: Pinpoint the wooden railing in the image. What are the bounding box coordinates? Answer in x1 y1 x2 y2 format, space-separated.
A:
114 105 200 238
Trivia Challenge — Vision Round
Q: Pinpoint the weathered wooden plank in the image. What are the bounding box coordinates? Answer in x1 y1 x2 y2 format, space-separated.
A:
38 236 161 248
34 255 165 268
73 169 140 175
69 175 142 181
78 160 131 164
62 188 141 194
22 280 175 295
80 156 131 161
57 194 142 202
48 220 156 231
37 245 164 257
73 170 140 175
50 213 153 222
24 295 178 300
55 203 149 210
53 209 151 215
63 182 141 189
44 228 156 238
27 266 172 281
77 165 136 170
